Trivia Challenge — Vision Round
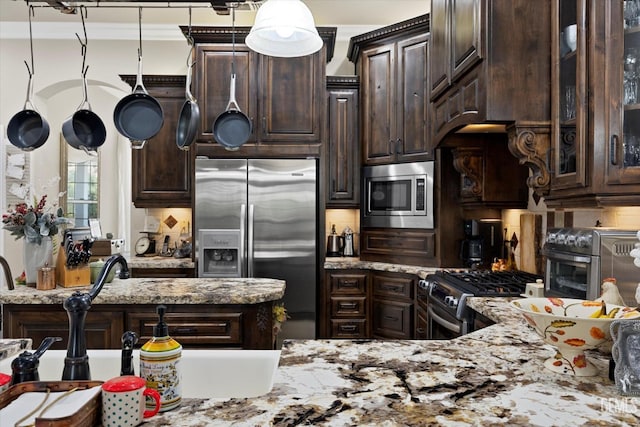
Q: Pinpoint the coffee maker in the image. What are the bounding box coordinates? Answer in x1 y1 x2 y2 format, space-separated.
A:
460 219 503 269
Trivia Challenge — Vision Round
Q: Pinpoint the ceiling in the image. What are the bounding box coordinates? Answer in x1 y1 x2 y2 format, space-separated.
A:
0 1 429 27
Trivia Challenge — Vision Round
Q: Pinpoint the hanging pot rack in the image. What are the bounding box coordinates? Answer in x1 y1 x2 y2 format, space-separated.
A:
25 1 263 16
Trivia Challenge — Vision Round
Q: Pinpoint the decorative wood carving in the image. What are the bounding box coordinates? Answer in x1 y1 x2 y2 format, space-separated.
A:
507 122 551 196
452 147 483 198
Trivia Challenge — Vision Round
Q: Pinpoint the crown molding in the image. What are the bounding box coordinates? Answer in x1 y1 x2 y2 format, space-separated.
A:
1 21 379 42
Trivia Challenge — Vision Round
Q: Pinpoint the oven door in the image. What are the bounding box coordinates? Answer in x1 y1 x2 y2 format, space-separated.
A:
427 299 467 340
542 248 600 300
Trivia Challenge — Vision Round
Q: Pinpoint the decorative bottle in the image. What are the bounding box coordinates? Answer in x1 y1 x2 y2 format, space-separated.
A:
140 304 182 412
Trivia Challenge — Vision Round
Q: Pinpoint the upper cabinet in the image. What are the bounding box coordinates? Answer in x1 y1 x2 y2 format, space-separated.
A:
120 75 193 208
541 0 640 207
348 15 432 165
326 76 360 207
187 26 336 159
429 1 551 146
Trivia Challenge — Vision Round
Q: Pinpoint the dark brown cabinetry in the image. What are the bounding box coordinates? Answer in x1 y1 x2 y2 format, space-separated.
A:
188 27 334 158
326 76 360 207
415 280 428 339
120 75 193 208
371 272 415 339
449 133 529 209
429 0 551 147
2 303 273 350
322 270 369 339
360 228 436 267
539 0 640 207
348 15 433 165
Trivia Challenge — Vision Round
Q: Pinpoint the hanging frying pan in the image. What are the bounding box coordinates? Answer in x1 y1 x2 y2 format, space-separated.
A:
62 9 106 155
176 10 200 151
63 67 106 154
7 7 49 151
113 8 163 149
212 5 251 151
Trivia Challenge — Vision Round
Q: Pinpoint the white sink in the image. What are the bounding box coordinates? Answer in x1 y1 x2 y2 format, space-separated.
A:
0 349 280 399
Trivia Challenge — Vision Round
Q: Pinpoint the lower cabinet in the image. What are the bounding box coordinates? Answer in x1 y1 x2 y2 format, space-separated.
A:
415 279 428 339
322 269 419 340
2 302 273 350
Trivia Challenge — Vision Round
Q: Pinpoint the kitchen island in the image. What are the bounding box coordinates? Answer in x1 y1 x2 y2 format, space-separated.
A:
145 297 639 426
0 278 285 350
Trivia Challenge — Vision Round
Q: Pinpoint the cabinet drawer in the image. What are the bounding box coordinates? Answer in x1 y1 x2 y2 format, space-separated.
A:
331 297 367 317
415 308 428 340
372 299 412 339
372 274 414 300
330 319 368 338
329 273 367 295
127 312 242 346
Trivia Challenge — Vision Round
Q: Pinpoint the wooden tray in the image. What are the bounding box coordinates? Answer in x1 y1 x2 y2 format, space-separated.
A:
0 380 103 427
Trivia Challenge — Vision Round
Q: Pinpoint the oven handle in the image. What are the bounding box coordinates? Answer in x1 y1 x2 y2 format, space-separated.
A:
428 305 462 334
541 248 592 264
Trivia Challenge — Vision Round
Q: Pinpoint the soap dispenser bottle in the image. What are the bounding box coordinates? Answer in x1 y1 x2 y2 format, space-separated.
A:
140 304 182 412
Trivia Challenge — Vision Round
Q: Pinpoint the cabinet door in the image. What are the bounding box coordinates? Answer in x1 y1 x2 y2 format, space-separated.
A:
372 299 413 339
130 77 193 208
450 0 483 82
551 0 588 190
607 0 640 184
3 306 124 350
430 0 450 99
361 43 397 164
259 53 323 143
327 81 359 207
396 33 433 161
194 44 257 144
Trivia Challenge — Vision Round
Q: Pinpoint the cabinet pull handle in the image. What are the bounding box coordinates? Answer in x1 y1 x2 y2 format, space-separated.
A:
388 139 394 155
262 116 266 132
396 138 402 154
381 284 401 292
340 279 358 287
339 302 358 309
416 328 425 334
610 135 619 165
384 315 399 321
339 324 357 332
174 327 198 334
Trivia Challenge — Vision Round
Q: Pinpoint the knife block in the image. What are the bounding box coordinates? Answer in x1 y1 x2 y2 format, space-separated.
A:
56 250 91 288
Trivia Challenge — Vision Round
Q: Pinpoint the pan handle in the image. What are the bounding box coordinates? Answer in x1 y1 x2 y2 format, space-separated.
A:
133 56 148 95
225 74 242 112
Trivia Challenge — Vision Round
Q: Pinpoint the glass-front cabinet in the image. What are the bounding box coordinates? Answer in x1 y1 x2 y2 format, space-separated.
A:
608 0 640 183
547 0 640 207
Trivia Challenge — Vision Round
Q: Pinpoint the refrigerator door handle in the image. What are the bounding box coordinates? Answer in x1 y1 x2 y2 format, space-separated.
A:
248 204 255 277
240 204 247 277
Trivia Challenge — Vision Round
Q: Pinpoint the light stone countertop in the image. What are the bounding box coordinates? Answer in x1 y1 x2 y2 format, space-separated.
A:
126 255 195 269
324 257 440 278
143 297 639 427
0 278 285 305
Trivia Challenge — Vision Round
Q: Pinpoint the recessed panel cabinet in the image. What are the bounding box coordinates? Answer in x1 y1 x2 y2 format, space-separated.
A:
326 76 359 207
188 27 333 158
120 75 193 208
348 15 433 165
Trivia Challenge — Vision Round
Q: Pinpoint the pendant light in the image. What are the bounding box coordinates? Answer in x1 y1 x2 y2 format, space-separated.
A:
245 0 322 57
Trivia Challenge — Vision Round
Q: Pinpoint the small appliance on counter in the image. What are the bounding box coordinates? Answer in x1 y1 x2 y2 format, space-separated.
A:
326 224 343 257
459 219 503 269
342 226 356 257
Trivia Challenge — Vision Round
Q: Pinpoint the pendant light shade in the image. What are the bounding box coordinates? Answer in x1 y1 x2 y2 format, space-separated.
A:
246 0 323 58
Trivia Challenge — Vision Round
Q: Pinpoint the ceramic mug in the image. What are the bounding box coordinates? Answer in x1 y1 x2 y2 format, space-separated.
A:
102 375 161 427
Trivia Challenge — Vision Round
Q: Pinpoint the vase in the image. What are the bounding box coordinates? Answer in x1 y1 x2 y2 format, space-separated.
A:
23 237 53 285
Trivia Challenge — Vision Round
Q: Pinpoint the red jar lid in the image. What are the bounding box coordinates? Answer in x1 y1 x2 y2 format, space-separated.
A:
0 372 10 386
102 375 145 392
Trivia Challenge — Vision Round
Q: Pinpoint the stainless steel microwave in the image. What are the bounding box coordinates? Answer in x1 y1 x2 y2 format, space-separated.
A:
362 161 434 229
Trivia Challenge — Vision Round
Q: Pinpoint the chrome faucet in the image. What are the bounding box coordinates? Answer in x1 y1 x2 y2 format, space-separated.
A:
62 254 129 380
0 255 14 290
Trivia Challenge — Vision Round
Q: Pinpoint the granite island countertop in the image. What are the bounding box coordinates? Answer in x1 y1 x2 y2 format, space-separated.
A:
144 297 639 427
0 278 285 305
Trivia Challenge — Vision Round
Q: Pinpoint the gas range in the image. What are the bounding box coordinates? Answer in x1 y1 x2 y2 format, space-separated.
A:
421 269 543 338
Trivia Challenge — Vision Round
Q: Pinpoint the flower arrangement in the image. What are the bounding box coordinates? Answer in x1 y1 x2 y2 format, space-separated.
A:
2 194 68 244
273 302 290 339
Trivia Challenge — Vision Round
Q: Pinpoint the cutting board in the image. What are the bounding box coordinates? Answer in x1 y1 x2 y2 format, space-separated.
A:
520 213 543 275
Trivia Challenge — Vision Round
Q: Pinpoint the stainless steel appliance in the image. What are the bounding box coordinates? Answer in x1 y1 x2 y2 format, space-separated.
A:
459 219 503 269
422 270 543 339
362 161 434 229
195 158 317 339
326 224 342 257
342 226 355 257
542 228 639 305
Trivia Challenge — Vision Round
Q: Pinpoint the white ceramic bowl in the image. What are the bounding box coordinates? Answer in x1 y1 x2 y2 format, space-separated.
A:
511 297 640 376
563 24 577 52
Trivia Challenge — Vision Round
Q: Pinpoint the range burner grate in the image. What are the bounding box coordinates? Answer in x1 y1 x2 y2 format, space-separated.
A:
437 270 543 296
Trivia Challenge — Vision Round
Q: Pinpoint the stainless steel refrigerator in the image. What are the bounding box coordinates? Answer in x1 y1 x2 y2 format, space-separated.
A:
195 158 317 340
